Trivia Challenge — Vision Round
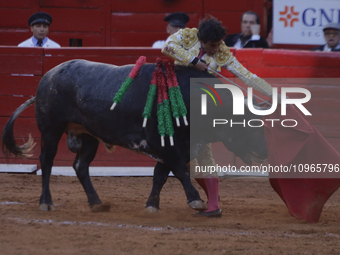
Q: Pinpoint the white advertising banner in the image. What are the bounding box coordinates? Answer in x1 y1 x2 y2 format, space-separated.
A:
273 0 340 45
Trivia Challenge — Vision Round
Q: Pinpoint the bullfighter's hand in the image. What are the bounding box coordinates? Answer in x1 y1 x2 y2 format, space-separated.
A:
195 60 209 71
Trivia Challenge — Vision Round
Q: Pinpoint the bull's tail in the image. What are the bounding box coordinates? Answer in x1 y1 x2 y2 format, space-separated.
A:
1 97 36 158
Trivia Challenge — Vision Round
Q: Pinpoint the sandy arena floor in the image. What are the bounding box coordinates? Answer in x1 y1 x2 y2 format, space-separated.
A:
1 174 340 255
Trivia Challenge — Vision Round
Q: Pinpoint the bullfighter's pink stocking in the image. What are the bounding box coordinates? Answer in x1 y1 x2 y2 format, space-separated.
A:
204 177 220 211
195 178 209 200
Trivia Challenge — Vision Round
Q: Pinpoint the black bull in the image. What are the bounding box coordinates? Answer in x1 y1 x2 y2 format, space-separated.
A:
1 59 268 213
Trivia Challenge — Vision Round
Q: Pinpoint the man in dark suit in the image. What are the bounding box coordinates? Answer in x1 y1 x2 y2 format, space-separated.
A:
312 22 340 52
224 11 269 48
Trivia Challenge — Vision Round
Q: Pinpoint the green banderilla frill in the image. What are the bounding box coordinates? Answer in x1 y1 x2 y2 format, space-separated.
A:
168 86 180 118
110 56 146 111
163 99 174 146
157 103 166 147
157 100 174 147
174 86 188 125
112 76 134 104
142 84 157 127
110 76 135 110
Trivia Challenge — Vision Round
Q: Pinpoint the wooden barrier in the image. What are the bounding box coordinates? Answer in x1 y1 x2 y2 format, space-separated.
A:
0 47 340 168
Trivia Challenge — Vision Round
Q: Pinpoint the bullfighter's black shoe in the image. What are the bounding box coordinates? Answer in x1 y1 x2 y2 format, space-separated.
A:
192 208 222 218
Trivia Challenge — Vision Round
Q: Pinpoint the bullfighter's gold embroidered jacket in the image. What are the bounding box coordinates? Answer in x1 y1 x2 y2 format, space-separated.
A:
161 28 273 97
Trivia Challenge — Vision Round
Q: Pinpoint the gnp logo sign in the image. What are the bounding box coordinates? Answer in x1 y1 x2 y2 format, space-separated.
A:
198 84 311 128
273 0 340 45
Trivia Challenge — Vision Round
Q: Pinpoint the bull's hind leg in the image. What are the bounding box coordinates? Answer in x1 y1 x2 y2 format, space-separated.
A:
39 128 65 211
72 134 110 212
145 162 171 212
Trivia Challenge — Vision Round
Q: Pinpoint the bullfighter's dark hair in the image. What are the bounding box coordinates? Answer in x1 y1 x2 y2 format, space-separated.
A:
197 15 227 43
241 11 260 24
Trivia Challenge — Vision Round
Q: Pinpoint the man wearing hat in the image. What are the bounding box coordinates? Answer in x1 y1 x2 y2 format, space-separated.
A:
18 12 60 48
312 22 340 52
152 12 190 48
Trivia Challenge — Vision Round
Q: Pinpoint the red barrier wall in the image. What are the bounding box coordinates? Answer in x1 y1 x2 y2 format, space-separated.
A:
0 47 340 168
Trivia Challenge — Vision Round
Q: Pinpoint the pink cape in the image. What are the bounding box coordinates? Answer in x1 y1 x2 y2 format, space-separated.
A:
264 106 340 222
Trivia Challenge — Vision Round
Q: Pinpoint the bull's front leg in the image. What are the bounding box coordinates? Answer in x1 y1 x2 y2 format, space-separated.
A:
145 162 170 212
170 162 207 211
146 161 207 213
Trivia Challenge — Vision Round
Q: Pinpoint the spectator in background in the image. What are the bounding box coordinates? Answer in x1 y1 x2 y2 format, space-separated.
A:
224 11 269 48
18 12 60 48
152 12 190 48
312 22 340 52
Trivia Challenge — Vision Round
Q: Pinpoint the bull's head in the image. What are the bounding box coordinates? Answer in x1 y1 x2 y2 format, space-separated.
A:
218 98 269 165
189 78 269 166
